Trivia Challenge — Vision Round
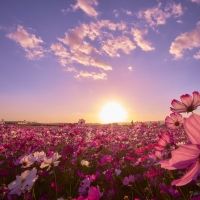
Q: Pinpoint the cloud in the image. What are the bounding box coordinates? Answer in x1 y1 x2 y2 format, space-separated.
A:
176 20 182 24
128 66 133 71
66 67 77 72
169 21 200 59
113 10 119 18
90 58 112 70
61 8 71 15
50 43 70 66
131 28 155 51
72 0 98 17
58 27 85 48
75 71 107 80
194 51 200 59
72 41 99 55
170 3 183 17
138 2 183 27
191 0 200 4
102 36 136 57
123 9 132 16
6 25 45 59
51 42 112 70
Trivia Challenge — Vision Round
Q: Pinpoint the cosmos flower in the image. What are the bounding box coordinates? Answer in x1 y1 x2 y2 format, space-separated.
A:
33 151 46 163
154 133 170 151
87 185 103 200
40 152 61 171
165 113 184 129
8 168 38 196
159 113 200 186
81 159 90 167
123 175 135 185
170 91 200 113
19 154 36 168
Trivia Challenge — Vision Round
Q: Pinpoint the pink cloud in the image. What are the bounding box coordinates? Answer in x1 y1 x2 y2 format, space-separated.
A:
72 0 98 17
191 0 200 4
75 71 107 80
102 36 136 57
138 2 183 27
131 28 155 51
171 3 183 17
169 21 200 59
51 43 70 66
6 25 45 60
90 58 112 70
194 50 200 59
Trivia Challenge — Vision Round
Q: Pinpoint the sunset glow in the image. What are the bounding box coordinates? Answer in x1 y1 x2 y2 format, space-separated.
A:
99 102 127 123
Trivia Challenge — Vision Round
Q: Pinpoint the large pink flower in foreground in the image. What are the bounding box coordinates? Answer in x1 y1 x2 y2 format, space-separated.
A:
165 113 184 129
159 113 200 186
170 91 200 113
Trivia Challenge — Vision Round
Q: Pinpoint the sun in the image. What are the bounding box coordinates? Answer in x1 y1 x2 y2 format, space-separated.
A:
99 102 127 123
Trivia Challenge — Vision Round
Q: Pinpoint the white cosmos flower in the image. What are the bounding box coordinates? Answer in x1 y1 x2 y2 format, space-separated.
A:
81 160 90 167
19 154 36 168
40 152 61 171
33 151 46 163
8 168 38 196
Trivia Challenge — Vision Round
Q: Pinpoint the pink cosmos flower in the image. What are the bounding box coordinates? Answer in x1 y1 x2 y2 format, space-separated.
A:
8 168 38 196
170 91 200 113
123 175 135 185
165 113 184 129
154 133 170 151
159 113 200 186
100 155 112 165
87 185 103 200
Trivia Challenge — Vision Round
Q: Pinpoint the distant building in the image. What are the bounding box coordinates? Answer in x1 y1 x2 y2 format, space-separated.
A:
18 120 29 125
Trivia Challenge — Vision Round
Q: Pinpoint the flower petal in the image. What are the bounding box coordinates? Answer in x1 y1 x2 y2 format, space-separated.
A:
184 113 200 144
180 94 193 107
170 100 186 113
171 160 200 186
193 91 200 108
169 144 200 169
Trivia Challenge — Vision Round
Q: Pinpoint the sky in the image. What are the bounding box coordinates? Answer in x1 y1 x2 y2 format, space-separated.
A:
0 0 200 123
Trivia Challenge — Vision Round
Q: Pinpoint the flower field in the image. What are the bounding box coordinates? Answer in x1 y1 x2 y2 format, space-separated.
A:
1 92 200 200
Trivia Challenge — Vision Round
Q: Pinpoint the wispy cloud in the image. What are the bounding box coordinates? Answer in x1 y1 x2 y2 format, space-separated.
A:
61 8 71 15
65 67 77 72
90 58 112 70
191 0 200 4
6 25 45 60
72 0 98 17
169 21 200 59
170 3 183 17
102 36 136 57
128 66 133 71
50 43 70 66
113 10 119 18
75 70 107 80
138 2 183 27
131 28 155 51
123 9 132 16
194 51 200 59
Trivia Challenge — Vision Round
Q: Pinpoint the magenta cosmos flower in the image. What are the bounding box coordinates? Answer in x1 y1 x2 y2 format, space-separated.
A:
159 113 200 186
165 113 184 129
170 91 200 113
